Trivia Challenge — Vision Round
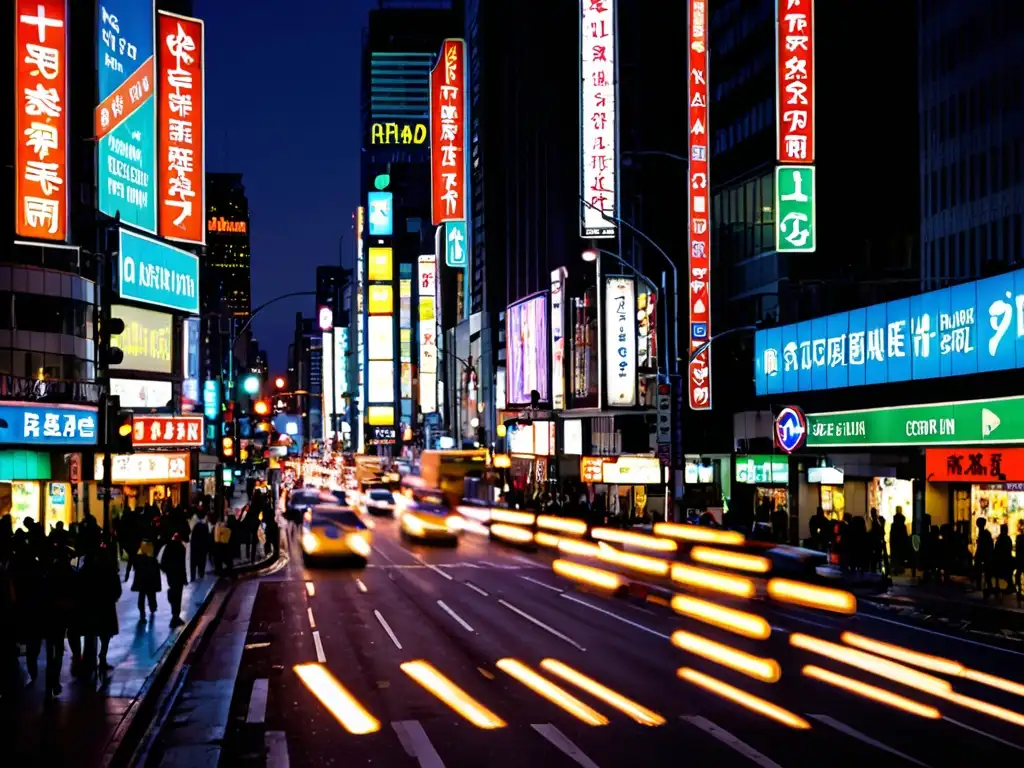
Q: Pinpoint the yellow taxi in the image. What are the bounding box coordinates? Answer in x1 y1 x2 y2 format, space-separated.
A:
301 503 373 566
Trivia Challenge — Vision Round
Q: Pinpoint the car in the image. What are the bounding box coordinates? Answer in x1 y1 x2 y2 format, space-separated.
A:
364 488 396 516
300 503 373 566
399 499 460 545
285 488 336 527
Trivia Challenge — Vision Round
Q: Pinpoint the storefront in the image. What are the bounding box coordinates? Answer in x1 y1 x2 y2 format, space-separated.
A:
505 420 556 495
579 454 664 520
734 454 790 520
682 454 729 521
92 452 191 511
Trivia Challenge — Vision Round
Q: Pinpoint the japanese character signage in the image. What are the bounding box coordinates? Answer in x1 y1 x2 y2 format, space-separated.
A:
118 228 200 314
15 0 68 242
756 267 1024 396
579 0 617 239
775 165 816 252
776 0 814 163
94 452 189 483
97 1 157 233
604 276 637 407
430 39 467 225
418 255 438 412
926 448 1024 484
0 401 98 446
157 11 204 245
131 415 203 448
444 220 467 268
688 0 711 411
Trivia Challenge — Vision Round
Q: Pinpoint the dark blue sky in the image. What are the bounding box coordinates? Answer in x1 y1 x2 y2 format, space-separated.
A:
196 0 376 370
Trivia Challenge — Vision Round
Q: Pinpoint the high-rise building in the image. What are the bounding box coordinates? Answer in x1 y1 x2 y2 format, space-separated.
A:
918 1 1024 288
205 173 252 320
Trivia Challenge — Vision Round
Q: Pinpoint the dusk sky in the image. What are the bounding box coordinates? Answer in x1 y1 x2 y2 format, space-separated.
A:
196 0 377 370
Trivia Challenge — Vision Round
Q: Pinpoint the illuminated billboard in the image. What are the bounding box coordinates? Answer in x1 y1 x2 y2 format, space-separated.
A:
368 316 394 358
430 39 466 225
370 121 426 145
579 0 616 238
157 11 205 244
15 0 68 242
418 255 438 413
604 276 637 407
506 293 549 406
118 228 200 313
368 361 395 404
110 304 172 374
207 216 245 234
368 247 393 281
97 0 157 232
367 193 393 237
755 267 1024 396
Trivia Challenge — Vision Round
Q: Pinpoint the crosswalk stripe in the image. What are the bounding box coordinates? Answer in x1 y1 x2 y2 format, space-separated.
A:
682 716 783 768
531 723 601 768
247 678 269 723
266 731 290 768
809 714 932 767
393 720 446 767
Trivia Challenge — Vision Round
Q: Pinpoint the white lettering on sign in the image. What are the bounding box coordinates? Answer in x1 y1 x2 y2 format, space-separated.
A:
776 0 815 163
688 0 711 411
579 0 617 238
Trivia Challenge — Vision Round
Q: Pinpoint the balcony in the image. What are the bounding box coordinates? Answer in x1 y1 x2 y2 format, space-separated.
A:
0 375 102 405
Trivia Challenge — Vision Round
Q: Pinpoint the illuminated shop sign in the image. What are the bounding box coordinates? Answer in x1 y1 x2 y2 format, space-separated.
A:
370 121 427 145
579 0 617 238
111 304 172 374
735 455 789 485
112 377 173 410
0 401 97 446
118 228 200 314
94 451 189 483
131 415 203 447
604 276 637 407
207 216 246 234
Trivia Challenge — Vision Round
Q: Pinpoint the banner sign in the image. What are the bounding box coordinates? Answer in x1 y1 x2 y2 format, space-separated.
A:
97 0 157 233
775 165 816 252
15 0 68 241
131 415 203 447
157 11 205 244
94 451 189 483
368 191 393 237
756 266 1024 396
776 0 814 163
579 0 617 238
370 121 426 145
688 0 711 410
604 276 637 407
430 39 467 225
111 377 173 410
118 228 200 313
735 455 790 484
444 220 467 267
551 268 567 410
110 304 172 373
926 447 1024 484
805 396 1024 448
418 255 438 412
0 401 97 446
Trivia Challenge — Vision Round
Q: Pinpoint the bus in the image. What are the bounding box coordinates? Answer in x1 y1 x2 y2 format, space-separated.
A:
419 449 489 506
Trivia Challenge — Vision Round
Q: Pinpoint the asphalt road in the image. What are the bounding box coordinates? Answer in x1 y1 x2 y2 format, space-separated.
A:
163 517 1024 768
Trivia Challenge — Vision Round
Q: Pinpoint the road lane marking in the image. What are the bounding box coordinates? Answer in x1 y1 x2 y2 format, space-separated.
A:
355 578 368 593
437 600 475 632
372 545 397 564
531 724 601 768
305 581 315 597
944 716 1024 752
244 641 271 650
375 609 404 650
809 714 932 767
498 599 586 651
682 716 782 768
508 553 545 568
307 607 317 629
266 731 290 768
247 678 269 723
392 720 445 767
856 612 1024 658
416 557 454 581
559 593 671 641
465 581 489 597
312 631 327 662
520 575 564 593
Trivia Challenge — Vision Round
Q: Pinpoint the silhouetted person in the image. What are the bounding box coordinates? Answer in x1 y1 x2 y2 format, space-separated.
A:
890 507 909 575
131 536 162 623
974 517 994 594
43 543 75 699
161 533 187 627
994 522 1014 594
189 512 210 581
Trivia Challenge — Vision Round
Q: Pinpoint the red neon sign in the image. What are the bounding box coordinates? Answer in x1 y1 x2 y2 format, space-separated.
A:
776 0 815 163
430 39 467 225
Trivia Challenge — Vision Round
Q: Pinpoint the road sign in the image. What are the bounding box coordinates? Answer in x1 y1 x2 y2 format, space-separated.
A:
805 396 1024 448
445 220 468 267
775 165 816 253
775 406 807 453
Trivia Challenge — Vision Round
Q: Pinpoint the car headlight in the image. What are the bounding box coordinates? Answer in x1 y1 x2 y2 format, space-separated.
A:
303 510 312 523
403 515 426 536
302 532 319 552
346 534 371 558
445 515 464 532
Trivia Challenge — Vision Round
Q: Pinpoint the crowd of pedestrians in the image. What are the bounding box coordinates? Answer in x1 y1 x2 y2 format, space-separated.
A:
0 489 278 701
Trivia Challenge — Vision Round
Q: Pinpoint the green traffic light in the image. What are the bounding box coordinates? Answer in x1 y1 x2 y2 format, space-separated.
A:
241 374 260 396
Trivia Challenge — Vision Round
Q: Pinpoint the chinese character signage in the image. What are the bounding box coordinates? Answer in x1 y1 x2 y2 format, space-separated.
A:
0 402 98 446
775 165 816 252
806 397 1024 448
15 0 68 242
444 220 467 268
430 39 466 225
370 121 427 145
551 268 567 410
368 191 393 237
157 11 204 244
111 304 172 374
94 452 189 483
97 1 157 233
418 255 438 412
926 448 1024 483
688 0 711 411
776 0 814 163
131 415 203 447
579 0 616 238
604 276 637 407
118 228 200 313
755 267 1024 396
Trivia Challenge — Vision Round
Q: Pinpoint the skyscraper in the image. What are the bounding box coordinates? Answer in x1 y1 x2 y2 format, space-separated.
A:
204 172 252 320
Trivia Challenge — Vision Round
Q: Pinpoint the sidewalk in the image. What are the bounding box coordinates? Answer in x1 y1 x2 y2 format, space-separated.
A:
861 573 1024 632
1 493 269 766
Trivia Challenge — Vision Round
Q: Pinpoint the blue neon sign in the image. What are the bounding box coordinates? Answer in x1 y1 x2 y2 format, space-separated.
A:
445 220 467 268
0 402 98 447
118 229 200 314
755 268 1024 396
367 192 393 236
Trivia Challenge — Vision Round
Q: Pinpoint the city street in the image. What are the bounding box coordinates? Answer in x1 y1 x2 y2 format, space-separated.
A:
147 518 1024 768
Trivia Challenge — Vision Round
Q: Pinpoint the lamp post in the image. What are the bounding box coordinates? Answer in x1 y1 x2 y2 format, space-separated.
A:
579 197 679 376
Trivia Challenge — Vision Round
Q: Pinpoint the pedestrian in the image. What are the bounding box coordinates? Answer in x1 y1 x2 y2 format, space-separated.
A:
92 538 121 671
994 522 1014 594
131 536 162 623
1015 520 1024 598
189 510 210 581
974 517 994 594
43 541 76 699
160 533 188 628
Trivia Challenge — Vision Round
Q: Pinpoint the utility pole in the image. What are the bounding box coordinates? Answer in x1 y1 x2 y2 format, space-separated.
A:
96 253 125 533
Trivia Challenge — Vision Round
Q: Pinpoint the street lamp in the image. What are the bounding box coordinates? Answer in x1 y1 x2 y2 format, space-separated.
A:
582 248 598 263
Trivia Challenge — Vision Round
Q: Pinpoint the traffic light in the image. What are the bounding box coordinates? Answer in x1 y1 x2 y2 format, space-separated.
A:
274 376 286 389
220 434 235 460
109 405 133 453
99 310 126 371
240 373 261 396
253 399 270 416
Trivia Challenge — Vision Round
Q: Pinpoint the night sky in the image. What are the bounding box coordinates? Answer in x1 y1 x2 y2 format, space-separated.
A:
196 0 377 370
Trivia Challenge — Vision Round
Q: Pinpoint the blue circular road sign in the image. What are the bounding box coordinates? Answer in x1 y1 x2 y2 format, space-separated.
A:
775 406 807 454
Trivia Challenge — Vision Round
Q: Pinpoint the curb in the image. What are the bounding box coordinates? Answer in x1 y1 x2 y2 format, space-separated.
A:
859 591 1024 631
100 551 279 768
